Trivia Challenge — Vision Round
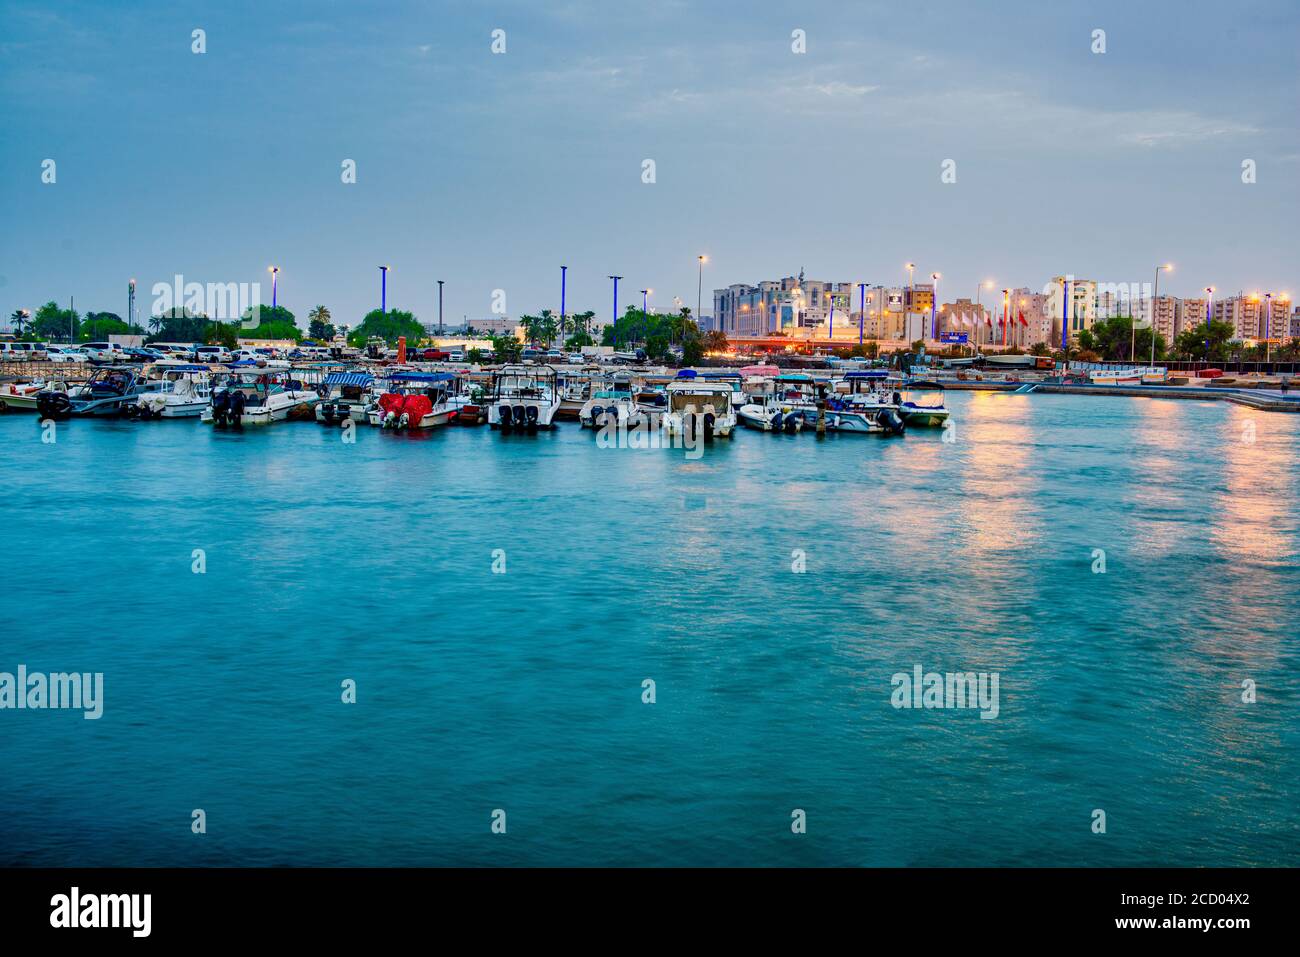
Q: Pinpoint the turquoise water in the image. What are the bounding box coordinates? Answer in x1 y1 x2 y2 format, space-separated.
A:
1 392 1297 866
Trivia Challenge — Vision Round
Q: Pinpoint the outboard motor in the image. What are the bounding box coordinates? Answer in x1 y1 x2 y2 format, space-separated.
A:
879 408 906 436
321 402 337 424
397 412 410 430
497 403 513 430
228 388 246 427
525 405 539 429
783 412 798 433
771 411 783 432
892 391 903 406
37 390 73 420
210 389 230 426
703 411 716 439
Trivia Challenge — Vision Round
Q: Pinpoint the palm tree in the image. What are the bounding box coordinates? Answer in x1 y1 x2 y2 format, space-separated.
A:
10 309 29 336
537 309 559 347
148 312 163 335
307 305 331 326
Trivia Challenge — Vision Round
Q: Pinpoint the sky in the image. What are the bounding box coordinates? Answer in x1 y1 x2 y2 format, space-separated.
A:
2 0 1297 330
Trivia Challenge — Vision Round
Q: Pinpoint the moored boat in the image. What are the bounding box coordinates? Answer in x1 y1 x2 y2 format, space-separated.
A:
488 365 563 430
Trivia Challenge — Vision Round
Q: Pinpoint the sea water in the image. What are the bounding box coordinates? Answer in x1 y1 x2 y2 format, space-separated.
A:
0 391 1296 866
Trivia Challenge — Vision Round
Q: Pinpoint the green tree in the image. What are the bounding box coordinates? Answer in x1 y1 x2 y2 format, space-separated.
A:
1174 320 1235 362
10 309 31 336
206 321 239 349
30 301 80 341
347 308 423 347
702 330 728 354
489 333 522 362
1080 315 1166 361
307 305 334 341
81 312 130 341
238 304 301 341
147 308 210 344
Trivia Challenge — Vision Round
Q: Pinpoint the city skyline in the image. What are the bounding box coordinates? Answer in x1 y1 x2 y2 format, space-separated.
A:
2 0 1297 327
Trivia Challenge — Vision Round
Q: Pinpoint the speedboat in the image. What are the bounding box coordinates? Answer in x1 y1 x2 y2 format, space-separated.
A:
737 395 804 433
316 371 376 425
660 371 736 438
557 368 604 419
488 364 562 430
36 366 165 418
370 371 467 429
201 368 320 426
579 373 638 429
130 365 213 418
0 378 68 413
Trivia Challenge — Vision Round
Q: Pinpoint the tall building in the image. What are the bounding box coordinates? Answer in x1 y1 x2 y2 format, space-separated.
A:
712 271 875 338
1210 294 1290 342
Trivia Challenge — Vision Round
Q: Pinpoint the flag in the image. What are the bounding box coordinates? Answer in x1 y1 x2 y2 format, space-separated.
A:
985 313 992 327
1018 310 1028 327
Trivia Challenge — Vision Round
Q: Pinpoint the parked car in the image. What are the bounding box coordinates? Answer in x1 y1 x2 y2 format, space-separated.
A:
447 350 465 362
82 341 128 363
567 353 584 364
123 347 163 362
192 345 232 363
45 345 87 363
3 341 50 361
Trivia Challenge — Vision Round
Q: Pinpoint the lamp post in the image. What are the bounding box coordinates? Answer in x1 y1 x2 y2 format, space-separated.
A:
857 282 868 345
1136 263 1171 364
905 262 916 343
696 255 706 326
128 279 135 330
1264 292 1273 365
1204 286 1214 363
609 275 622 347
437 280 444 335
269 266 279 309
379 266 389 314
977 280 993 352
1001 289 1009 347
1061 278 1070 352
930 272 941 341
560 265 567 342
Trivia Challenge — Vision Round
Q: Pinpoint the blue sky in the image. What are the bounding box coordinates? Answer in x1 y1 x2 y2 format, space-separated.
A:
2 0 1297 329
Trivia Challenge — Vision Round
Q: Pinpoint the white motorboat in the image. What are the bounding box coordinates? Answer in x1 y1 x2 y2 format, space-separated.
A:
737 395 804 433
0 378 67 413
201 368 320 426
369 371 467 429
579 373 638 429
660 372 737 438
316 371 376 425
131 365 213 418
488 364 562 430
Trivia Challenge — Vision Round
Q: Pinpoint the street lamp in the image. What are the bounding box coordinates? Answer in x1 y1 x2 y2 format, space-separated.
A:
696 255 707 327
905 262 916 342
269 266 279 309
609 275 622 347
930 272 941 340
976 280 993 350
1203 286 1215 362
1139 263 1171 365
560 266 567 341
379 266 389 314
857 282 868 345
1264 291 1274 364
